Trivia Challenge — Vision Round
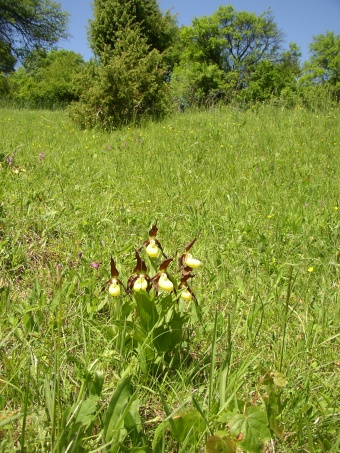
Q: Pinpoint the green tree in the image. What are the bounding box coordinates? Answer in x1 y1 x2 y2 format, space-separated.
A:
301 32 340 86
71 0 177 129
89 0 176 59
240 43 301 104
7 49 84 105
69 26 169 129
0 0 69 73
171 5 285 105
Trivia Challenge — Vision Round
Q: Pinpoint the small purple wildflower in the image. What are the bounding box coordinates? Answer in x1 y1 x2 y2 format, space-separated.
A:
39 152 45 161
6 156 13 166
91 261 102 270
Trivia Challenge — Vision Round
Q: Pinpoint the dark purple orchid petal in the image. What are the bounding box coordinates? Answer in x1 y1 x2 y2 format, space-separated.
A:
149 224 158 238
159 258 173 272
110 257 119 278
185 237 198 252
133 250 147 274
154 239 167 258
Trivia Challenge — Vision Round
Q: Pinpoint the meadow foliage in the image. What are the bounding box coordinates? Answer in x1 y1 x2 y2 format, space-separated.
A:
0 104 339 451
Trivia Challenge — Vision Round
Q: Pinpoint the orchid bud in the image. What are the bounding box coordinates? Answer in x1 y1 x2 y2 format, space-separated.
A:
109 279 120 297
158 273 174 292
133 275 148 292
184 253 201 269
146 239 159 258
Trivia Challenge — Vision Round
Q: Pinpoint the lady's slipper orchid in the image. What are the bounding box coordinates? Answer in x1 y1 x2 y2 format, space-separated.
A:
183 253 201 269
133 275 148 292
128 251 152 293
158 273 174 292
109 279 121 297
146 239 159 258
152 258 174 293
179 237 202 271
180 288 193 301
140 224 167 259
103 258 127 297
179 271 197 304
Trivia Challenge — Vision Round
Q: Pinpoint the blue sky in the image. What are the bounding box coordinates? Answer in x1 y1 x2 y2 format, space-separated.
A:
59 0 340 62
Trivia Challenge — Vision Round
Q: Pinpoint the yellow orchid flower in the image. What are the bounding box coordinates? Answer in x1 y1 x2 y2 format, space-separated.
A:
140 224 167 259
128 251 151 293
180 288 193 301
109 279 121 297
158 273 174 292
146 239 159 258
152 258 174 293
179 237 202 271
183 253 201 269
103 258 127 297
133 275 148 292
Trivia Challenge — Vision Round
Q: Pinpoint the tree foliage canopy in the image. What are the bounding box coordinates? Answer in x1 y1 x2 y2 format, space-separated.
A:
171 5 292 105
301 32 340 86
178 6 283 74
7 49 84 104
88 0 176 59
0 0 69 73
70 0 176 129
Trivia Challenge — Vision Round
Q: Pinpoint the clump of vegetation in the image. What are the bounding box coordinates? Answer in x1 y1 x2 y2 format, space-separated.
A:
0 1 339 451
1 104 339 451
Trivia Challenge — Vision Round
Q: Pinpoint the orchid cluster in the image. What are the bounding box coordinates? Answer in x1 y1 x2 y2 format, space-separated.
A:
104 225 201 303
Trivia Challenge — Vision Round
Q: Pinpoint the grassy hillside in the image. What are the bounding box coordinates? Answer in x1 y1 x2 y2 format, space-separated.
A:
0 105 339 452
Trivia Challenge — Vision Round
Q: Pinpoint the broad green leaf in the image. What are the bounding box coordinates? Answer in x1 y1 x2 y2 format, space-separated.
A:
206 435 236 453
218 399 245 423
152 421 168 451
123 398 144 445
103 375 133 444
75 395 99 427
170 409 205 443
157 293 174 316
136 340 155 374
153 324 171 352
88 370 104 398
272 371 288 388
134 291 159 332
229 406 271 453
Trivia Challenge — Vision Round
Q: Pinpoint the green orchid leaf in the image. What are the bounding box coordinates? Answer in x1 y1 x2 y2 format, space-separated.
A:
134 291 159 332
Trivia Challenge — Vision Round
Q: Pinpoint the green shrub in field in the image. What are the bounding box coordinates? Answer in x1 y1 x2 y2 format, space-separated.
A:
69 26 171 130
69 0 176 129
5 49 85 107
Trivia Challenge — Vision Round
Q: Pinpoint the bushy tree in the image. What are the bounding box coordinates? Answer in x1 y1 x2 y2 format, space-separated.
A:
171 62 228 107
7 49 84 105
69 26 170 129
71 0 177 129
240 43 301 104
300 32 340 86
171 5 287 105
0 0 68 73
89 0 176 58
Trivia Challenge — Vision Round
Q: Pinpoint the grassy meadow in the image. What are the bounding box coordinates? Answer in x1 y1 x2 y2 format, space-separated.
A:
0 104 339 452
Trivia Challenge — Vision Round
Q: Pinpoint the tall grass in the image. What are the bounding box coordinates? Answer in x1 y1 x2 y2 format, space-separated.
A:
0 104 339 452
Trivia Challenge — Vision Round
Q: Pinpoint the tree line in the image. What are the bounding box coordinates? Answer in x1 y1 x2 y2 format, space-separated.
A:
1 0 339 128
